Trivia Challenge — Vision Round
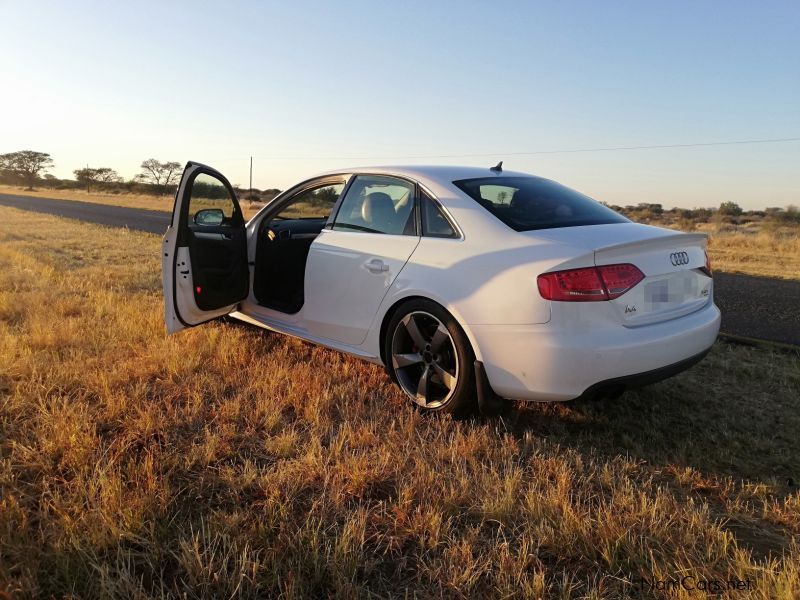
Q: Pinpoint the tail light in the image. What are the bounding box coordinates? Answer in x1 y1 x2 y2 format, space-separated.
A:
536 266 607 302
599 264 646 299
699 250 713 277
537 263 644 302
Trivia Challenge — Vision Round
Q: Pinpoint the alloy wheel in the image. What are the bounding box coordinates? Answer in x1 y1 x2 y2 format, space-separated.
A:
391 311 459 408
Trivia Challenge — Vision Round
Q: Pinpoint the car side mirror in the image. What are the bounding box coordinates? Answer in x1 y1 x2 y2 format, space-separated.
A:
194 208 224 226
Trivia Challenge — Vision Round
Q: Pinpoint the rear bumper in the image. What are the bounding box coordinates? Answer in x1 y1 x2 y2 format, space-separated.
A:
576 347 711 400
470 301 721 401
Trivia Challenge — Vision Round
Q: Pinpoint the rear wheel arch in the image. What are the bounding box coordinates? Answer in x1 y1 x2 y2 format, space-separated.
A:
381 296 479 414
378 295 482 366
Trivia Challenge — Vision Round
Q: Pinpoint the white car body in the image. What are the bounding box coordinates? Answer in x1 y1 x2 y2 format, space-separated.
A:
163 163 720 403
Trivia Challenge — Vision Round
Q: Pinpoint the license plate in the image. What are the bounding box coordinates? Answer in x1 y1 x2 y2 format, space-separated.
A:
645 279 670 305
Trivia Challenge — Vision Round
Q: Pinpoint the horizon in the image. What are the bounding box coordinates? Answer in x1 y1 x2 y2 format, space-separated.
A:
2 0 798 210
3 155 799 214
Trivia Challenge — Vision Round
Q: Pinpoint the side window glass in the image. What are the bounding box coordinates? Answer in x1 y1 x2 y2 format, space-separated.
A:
274 183 344 220
188 173 238 227
332 175 416 235
421 193 457 238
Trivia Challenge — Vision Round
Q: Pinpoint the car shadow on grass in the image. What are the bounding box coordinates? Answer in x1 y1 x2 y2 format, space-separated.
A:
502 340 800 488
496 339 800 559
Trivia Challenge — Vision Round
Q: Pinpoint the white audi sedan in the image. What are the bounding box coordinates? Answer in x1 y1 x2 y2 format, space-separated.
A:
162 163 720 415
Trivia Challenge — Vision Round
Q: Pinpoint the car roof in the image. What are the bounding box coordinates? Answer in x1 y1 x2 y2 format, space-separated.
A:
314 165 538 191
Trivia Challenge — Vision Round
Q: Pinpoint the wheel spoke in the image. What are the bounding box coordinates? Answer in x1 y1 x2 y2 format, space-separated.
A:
432 363 456 390
416 366 432 405
403 314 428 349
429 324 450 353
392 352 423 369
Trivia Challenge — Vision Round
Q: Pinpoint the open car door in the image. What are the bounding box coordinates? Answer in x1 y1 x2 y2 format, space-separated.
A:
162 162 249 333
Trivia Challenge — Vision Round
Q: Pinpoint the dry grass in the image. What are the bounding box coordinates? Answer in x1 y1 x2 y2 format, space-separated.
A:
703 226 800 281
1 208 799 598
635 218 800 281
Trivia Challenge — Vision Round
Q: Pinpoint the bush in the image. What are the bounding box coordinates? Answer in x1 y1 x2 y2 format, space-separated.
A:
718 201 743 216
769 206 800 225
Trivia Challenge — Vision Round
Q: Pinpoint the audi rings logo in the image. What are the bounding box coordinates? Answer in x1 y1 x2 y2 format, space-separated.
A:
670 251 689 266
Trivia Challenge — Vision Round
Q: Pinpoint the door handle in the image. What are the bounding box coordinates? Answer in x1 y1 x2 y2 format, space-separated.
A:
365 259 389 274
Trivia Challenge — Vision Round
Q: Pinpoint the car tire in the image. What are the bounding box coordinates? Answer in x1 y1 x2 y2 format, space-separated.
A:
384 299 477 415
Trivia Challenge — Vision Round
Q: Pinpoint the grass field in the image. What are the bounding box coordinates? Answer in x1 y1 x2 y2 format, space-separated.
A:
704 226 800 281
1 207 799 598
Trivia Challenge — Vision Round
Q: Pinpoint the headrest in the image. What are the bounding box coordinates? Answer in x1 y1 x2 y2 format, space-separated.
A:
361 192 395 224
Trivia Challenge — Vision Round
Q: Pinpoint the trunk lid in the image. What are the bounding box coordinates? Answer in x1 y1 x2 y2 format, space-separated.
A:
594 231 711 326
527 223 713 326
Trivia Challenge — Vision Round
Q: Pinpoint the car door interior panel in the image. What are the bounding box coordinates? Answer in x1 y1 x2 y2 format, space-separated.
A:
251 180 345 314
188 225 248 311
178 165 249 313
253 217 327 313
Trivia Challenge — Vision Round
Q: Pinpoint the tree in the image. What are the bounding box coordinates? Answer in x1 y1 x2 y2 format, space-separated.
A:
0 150 54 189
261 188 282 201
636 202 663 216
718 201 743 216
0 155 11 184
767 205 800 224
136 159 182 195
73 167 121 192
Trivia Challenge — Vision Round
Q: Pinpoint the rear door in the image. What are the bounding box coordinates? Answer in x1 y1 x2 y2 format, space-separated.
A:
303 174 420 345
162 162 248 333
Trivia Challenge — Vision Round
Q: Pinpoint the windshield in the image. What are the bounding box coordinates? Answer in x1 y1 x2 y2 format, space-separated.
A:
453 176 629 232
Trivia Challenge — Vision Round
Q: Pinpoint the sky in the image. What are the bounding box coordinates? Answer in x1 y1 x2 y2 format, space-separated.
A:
1 0 798 209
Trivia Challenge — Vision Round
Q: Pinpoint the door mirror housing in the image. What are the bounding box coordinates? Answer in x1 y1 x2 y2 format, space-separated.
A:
194 208 224 226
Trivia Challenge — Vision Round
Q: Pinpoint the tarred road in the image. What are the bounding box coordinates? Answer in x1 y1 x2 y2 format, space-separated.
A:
713 272 800 346
0 192 170 234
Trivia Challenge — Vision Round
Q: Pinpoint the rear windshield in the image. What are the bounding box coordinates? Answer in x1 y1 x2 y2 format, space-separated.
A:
453 176 628 231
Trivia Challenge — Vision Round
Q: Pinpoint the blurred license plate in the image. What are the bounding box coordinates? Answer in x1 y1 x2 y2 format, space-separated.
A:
645 279 670 304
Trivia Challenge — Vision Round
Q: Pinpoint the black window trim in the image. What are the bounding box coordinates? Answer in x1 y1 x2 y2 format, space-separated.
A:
177 163 244 246
325 174 358 230
252 174 350 238
250 171 464 240
250 174 351 228
419 186 461 240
